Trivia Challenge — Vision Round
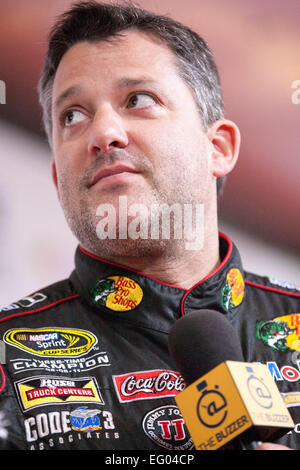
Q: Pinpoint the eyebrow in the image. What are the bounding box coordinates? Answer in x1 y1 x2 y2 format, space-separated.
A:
54 85 83 111
116 77 156 88
53 78 157 111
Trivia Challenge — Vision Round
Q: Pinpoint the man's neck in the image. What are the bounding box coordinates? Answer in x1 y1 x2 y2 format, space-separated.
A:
84 231 220 290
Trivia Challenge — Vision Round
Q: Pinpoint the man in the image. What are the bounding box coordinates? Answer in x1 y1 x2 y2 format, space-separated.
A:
0 1 298 450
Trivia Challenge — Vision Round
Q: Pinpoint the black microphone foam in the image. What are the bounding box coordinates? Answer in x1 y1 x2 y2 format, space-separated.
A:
168 309 244 385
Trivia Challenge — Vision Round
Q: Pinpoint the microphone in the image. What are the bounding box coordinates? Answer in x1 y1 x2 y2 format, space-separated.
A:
168 310 294 450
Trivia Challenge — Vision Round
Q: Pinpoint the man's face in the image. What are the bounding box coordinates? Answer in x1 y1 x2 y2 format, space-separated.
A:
51 31 216 257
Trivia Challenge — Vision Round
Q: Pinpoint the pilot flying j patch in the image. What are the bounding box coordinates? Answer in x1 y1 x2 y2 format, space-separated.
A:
90 276 143 311
256 313 300 352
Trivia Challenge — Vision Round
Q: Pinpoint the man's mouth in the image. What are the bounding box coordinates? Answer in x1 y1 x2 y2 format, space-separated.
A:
88 164 141 187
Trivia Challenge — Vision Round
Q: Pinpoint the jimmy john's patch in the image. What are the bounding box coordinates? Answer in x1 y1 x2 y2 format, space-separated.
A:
256 313 300 352
142 405 194 450
15 375 104 412
221 268 245 311
4 328 97 357
90 276 143 311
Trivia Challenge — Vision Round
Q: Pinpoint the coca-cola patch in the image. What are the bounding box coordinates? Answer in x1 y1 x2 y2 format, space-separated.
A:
112 369 186 403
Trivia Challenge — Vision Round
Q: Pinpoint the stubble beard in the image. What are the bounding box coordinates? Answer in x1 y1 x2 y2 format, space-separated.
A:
58 178 205 261
57 149 208 261
60 182 188 260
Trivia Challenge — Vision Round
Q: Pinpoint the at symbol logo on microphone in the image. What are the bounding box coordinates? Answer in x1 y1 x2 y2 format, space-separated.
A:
196 380 228 428
246 366 273 409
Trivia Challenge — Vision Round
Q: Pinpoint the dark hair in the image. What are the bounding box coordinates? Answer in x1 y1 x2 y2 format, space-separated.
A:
38 0 226 194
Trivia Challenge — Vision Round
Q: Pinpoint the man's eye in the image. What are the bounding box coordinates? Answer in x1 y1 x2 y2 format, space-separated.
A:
63 110 86 127
127 93 156 109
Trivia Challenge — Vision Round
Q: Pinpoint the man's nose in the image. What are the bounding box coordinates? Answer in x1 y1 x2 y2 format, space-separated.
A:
87 105 129 156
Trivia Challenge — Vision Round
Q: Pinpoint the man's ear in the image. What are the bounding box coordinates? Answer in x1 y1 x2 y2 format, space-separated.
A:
51 159 60 201
207 119 241 177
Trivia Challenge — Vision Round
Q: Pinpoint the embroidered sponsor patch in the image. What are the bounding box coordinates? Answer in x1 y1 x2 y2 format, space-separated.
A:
113 369 186 403
0 293 47 313
268 361 300 382
221 268 245 311
10 352 110 375
15 375 104 412
24 408 119 449
70 406 102 432
0 303 19 313
142 405 194 450
269 277 300 292
281 392 300 408
256 313 300 352
4 328 97 357
90 276 143 311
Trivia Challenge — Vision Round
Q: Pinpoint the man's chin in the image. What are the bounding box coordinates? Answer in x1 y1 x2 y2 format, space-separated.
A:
81 237 177 262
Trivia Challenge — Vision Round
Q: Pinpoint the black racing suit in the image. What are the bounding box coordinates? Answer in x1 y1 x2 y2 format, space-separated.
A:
0 233 299 450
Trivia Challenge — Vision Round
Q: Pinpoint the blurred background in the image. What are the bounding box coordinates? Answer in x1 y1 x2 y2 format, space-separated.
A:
0 0 299 305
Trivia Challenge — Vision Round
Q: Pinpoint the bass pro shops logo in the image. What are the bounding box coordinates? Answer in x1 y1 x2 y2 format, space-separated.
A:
256 314 300 352
221 269 245 311
90 276 143 312
4 328 97 357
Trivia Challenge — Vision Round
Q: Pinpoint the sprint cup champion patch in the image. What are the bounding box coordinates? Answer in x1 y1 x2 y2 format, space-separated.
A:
4 328 97 357
221 268 245 311
256 313 300 352
15 376 104 412
90 276 143 311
